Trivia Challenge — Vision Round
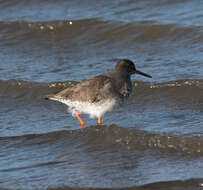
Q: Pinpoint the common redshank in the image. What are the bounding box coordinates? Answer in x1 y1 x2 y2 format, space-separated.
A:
45 59 152 127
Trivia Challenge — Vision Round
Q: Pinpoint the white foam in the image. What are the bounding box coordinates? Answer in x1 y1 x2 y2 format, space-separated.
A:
49 97 117 118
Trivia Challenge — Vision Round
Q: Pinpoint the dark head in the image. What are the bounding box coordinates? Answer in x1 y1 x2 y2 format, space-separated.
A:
114 59 152 78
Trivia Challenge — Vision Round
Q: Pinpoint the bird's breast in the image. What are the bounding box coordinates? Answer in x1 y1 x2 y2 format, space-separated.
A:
119 82 132 98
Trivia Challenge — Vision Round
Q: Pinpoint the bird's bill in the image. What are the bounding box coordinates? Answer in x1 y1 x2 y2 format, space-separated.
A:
135 69 152 78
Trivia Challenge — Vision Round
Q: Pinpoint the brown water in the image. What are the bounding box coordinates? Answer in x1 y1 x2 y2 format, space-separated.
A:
0 0 203 190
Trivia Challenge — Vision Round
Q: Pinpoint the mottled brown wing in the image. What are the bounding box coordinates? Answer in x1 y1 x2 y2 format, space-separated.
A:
49 75 121 103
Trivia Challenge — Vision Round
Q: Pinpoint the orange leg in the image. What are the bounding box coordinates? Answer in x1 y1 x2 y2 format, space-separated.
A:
76 113 85 127
98 117 102 125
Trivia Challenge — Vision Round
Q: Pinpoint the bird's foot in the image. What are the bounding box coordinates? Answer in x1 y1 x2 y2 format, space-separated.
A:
76 113 85 128
98 117 102 125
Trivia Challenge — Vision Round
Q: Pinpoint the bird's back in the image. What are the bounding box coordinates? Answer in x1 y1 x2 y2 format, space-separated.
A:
47 74 122 103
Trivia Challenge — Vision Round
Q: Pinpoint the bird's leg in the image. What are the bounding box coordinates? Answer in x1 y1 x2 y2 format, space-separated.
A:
98 117 102 125
76 113 85 127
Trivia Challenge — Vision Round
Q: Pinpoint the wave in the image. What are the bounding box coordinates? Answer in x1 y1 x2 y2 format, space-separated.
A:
0 79 76 100
1 125 203 156
1 178 203 190
45 178 203 190
0 178 202 190
0 79 202 105
0 19 202 46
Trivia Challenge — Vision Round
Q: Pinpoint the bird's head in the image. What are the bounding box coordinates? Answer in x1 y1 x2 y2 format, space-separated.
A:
115 59 152 78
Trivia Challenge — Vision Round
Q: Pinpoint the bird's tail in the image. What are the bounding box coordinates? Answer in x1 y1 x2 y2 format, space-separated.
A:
44 94 54 100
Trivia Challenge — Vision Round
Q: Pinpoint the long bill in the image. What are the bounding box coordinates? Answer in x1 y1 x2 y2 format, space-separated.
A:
135 69 152 78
